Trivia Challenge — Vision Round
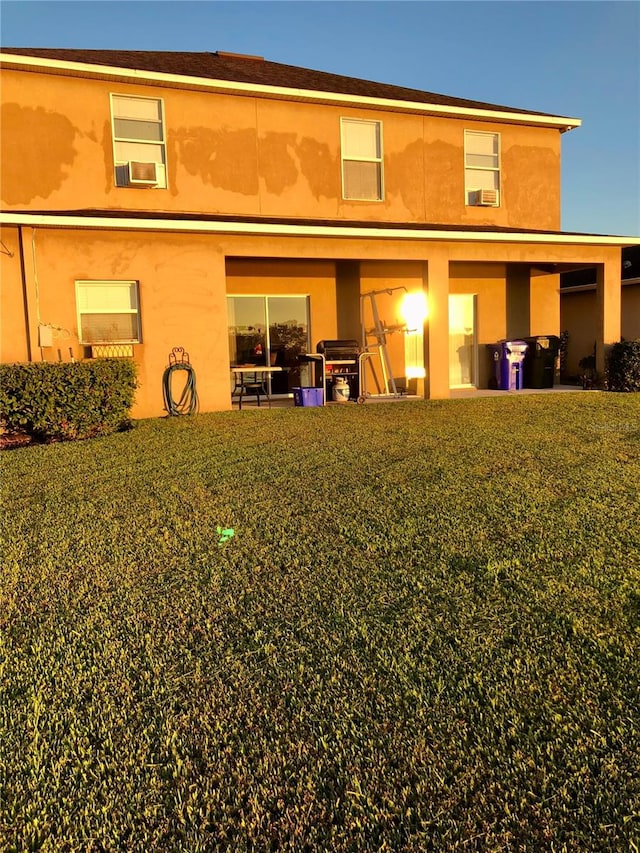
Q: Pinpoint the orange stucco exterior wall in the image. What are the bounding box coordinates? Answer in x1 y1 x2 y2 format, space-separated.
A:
560 282 640 377
1 68 561 230
2 226 232 417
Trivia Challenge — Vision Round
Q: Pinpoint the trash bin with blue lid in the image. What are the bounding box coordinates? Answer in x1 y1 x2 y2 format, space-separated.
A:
522 335 560 388
486 340 528 390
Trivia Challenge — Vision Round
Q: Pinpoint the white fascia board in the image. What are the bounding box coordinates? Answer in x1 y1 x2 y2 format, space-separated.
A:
0 52 582 132
2 212 639 246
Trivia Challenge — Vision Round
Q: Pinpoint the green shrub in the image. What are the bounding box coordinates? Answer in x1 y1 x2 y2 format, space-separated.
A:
606 339 640 392
0 359 137 442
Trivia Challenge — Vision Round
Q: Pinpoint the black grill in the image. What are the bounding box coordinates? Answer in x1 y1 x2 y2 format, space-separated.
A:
315 340 362 400
316 339 361 359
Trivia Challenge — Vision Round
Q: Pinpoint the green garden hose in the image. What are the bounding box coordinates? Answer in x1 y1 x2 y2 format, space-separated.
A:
162 349 199 416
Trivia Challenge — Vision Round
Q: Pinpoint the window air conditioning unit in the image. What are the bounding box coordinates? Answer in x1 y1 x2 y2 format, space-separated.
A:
475 188 499 207
127 161 158 186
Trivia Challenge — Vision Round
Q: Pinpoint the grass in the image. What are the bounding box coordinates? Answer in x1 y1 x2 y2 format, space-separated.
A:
1 393 639 852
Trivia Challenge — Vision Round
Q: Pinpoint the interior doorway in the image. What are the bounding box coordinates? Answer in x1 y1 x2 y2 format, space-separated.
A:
449 294 477 388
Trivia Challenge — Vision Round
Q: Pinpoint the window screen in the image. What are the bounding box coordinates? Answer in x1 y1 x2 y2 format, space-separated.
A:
76 280 141 344
464 131 500 204
341 119 383 201
111 94 166 188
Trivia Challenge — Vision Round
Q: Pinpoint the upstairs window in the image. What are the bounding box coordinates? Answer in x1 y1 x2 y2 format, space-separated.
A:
465 131 500 206
341 118 383 201
76 280 142 344
111 94 167 188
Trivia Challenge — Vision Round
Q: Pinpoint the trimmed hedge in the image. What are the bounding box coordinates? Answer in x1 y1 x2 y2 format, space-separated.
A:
607 339 640 392
0 359 137 442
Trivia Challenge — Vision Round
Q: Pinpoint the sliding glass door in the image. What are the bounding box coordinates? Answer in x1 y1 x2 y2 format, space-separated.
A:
227 297 267 366
227 295 310 394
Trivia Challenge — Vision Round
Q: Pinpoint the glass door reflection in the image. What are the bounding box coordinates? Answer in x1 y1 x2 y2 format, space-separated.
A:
449 294 477 388
227 295 310 398
227 297 267 366
267 296 309 393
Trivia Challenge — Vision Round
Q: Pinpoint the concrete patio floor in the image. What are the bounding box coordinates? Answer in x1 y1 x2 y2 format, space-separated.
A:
233 384 590 409
449 384 589 398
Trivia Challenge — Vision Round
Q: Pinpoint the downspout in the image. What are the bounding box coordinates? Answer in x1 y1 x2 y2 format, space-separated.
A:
18 226 32 362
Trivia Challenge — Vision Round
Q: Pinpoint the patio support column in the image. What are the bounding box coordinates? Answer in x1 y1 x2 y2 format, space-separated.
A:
595 254 621 376
423 252 450 399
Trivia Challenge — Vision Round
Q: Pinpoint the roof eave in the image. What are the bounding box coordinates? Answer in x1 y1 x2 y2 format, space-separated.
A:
0 51 582 131
3 211 638 245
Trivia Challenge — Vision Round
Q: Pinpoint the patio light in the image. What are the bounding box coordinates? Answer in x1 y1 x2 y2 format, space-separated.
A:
401 291 428 384
401 291 428 332
406 365 426 379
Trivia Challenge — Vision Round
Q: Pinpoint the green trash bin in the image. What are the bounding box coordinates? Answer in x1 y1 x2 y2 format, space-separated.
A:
523 336 560 388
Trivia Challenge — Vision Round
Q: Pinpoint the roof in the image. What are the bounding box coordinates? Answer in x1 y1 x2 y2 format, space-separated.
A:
0 207 610 234
1 47 572 123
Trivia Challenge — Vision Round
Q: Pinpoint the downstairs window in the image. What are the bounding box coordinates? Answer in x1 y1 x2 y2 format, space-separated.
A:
76 280 142 344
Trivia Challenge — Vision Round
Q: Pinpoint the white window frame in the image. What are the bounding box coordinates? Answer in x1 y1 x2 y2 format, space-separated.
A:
76 280 142 345
340 118 384 202
464 130 501 206
110 93 167 189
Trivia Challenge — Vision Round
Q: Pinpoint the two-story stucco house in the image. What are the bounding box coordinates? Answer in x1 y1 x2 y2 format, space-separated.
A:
1 48 637 417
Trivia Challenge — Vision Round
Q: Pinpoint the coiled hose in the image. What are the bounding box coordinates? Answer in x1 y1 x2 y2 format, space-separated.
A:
162 361 199 416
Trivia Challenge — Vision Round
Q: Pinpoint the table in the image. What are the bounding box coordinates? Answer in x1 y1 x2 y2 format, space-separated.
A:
231 365 283 409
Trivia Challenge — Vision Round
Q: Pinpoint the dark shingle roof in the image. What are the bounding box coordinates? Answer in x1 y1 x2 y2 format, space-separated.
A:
1 47 564 119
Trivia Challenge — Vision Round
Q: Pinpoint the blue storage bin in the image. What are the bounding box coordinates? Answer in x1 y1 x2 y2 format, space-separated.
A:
293 387 324 407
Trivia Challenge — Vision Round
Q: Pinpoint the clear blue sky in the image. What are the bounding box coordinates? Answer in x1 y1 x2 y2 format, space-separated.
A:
2 0 639 236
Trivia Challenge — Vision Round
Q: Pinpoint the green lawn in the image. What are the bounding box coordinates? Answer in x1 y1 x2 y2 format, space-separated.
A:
1 394 639 852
